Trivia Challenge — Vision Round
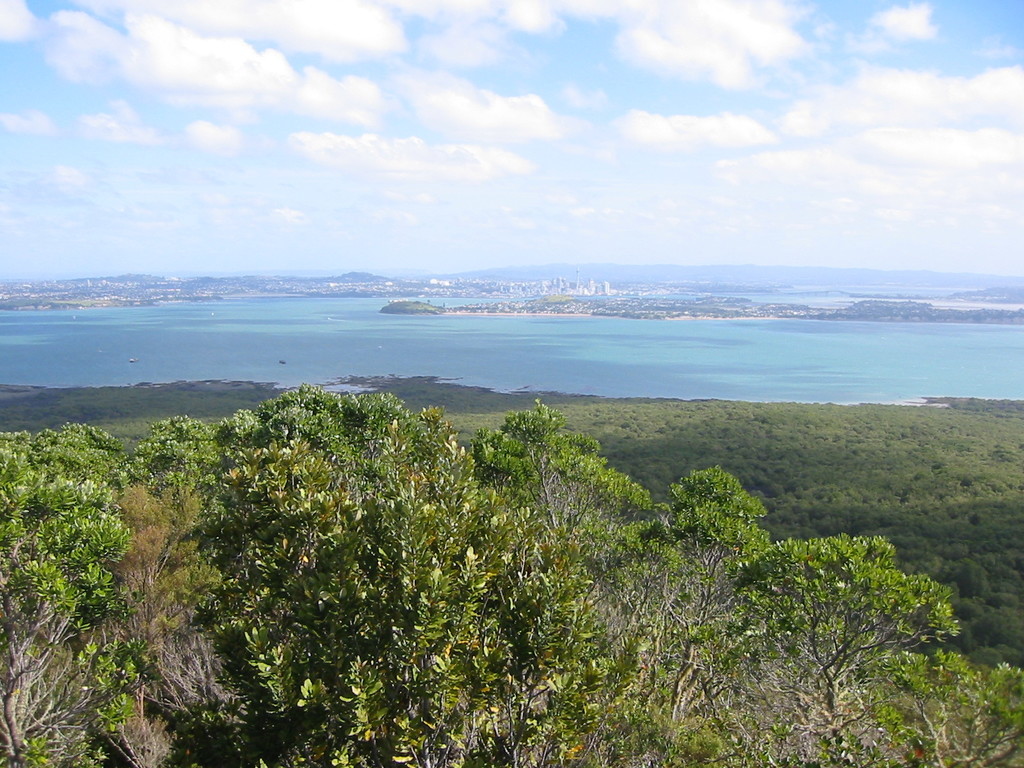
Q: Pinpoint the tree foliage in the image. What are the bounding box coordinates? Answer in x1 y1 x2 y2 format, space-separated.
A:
193 388 613 767
734 534 958 763
1 388 1022 768
886 650 1024 768
0 445 137 767
472 401 650 531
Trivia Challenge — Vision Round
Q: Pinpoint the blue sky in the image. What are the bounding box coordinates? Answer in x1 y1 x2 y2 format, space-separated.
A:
1 0 1023 278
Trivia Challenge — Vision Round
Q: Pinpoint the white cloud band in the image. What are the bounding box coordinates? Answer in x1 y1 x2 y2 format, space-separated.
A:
289 132 535 181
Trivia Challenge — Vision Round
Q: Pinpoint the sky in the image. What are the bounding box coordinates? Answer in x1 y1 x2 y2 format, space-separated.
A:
1 0 1023 279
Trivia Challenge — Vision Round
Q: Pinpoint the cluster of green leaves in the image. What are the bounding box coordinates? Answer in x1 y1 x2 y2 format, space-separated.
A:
0 430 140 767
188 389 613 767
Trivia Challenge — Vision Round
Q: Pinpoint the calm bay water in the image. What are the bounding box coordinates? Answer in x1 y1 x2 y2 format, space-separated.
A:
1 297 1021 403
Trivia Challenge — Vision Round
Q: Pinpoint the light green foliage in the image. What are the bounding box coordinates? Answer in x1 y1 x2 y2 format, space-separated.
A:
472 401 650 531
740 534 957 659
667 466 769 553
24 423 127 487
195 388 612 767
0 445 138 767
735 534 958 763
886 650 1024 767
129 416 219 496
581 468 770 766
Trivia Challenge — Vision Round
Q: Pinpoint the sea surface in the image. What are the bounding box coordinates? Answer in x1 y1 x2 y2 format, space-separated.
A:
1 296 1022 403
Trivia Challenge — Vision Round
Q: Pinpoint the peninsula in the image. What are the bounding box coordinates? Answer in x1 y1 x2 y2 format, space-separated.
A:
412 296 1024 324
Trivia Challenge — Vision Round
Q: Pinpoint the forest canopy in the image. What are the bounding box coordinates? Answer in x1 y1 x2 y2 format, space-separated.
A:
1 385 1023 767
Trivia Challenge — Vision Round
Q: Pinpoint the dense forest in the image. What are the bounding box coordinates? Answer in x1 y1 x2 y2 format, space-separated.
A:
4 379 1021 667
1 384 1023 767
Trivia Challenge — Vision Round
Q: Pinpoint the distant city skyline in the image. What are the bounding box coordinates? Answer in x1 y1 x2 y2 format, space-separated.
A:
2 0 1023 278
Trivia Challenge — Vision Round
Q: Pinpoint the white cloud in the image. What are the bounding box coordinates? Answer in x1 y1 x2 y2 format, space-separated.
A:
184 121 245 156
292 67 388 125
78 100 163 144
562 84 607 110
70 0 406 61
977 36 1023 61
272 207 307 224
288 132 535 181
385 0 557 30
417 20 510 67
870 3 936 42
58 0 808 88
849 2 937 53
780 66 1024 136
611 0 809 89
119 15 296 97
378 1 557 68
721 146 957 209
0 0 36 41
857 127 1024 170
616 109 777 151
501 0 562 33
402 0 810 85
0 109 57 135
51 165 91 194
369 207 419 226
382 191 437 204
45 10 127 83
717 126 1024 224
46 12 387 125
398 72 577 143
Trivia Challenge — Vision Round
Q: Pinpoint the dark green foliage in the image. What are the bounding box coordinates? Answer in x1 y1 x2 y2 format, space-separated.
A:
0 382 281 444
3 379 1024 664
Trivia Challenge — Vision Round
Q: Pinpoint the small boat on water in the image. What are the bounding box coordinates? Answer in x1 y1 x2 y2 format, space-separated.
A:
128 358 138 363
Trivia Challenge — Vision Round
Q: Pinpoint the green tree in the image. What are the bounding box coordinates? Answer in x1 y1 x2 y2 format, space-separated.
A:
190 388 612 767
735 534 959 764
106 485 221 768
471 402 650 532
886 650 1024 768
25 423 127 487
0 447 137 767
128 416 219 497
582 468 769 767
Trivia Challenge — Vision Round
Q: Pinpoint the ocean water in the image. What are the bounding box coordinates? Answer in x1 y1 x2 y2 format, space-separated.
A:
0 297 1021 403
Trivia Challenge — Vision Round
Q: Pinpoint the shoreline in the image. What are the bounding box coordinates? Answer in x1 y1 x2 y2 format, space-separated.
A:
0 377 978 408
440 310 774 321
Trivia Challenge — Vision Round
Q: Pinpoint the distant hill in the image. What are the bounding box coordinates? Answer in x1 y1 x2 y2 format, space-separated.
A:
333 271 391 283
379 300 444 315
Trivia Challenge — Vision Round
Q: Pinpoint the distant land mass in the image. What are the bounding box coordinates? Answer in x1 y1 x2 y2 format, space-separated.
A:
5 264 1024 312
424 297 1024 324
444 263 1024 289
379 300 444 315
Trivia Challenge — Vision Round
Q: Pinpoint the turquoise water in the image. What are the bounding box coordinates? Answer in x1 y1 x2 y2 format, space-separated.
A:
0 297 1020 403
